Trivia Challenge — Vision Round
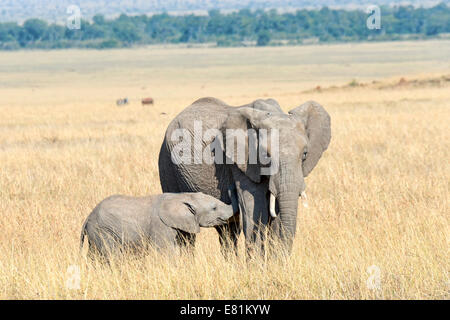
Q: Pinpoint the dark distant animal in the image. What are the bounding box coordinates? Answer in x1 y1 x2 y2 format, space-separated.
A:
80 192 235 259
141 97 154 105
116 98 129 106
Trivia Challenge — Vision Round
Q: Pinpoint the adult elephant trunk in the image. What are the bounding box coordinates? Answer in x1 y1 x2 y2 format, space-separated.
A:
277 191 300 253
269 160 303 254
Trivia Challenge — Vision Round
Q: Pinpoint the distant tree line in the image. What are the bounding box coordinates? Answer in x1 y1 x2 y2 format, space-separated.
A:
0 3 449 50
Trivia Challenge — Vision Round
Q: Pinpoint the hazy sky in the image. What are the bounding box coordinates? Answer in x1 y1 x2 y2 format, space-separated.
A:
0 0 447 23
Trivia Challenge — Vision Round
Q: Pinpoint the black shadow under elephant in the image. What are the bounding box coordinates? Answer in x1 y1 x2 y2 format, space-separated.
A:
158 97 331 255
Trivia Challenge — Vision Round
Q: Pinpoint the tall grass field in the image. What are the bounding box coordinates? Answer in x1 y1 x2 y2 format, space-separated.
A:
0 40 448 299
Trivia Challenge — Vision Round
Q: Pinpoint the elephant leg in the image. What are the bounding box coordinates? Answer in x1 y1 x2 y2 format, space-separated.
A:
215 215 240 257
176 231 196 255
87 236 114 264
231 167 269 259
215 182 241 257
268 215 281 237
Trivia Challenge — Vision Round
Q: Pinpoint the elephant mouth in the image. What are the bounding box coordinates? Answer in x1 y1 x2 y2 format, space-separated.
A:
219 213 235 224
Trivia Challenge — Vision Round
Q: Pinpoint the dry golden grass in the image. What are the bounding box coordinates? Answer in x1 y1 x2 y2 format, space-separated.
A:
0 40 449 299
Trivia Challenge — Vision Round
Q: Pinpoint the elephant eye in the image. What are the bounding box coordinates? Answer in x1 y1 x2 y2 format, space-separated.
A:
302 151 308 161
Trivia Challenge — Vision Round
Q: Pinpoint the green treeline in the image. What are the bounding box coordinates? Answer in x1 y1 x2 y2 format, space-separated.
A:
0 3 449 50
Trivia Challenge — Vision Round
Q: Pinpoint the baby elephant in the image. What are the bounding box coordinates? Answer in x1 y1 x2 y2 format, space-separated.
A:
80 192 234 258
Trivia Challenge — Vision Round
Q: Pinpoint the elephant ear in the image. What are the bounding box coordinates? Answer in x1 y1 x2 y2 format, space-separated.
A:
159 200 200 234
289 101 331 177
219 107 271 183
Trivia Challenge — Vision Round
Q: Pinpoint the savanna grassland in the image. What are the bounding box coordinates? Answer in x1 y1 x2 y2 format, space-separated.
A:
0 40 449 299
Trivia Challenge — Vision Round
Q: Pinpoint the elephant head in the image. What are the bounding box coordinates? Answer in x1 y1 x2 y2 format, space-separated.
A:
159 192 235 233
219 100 331 252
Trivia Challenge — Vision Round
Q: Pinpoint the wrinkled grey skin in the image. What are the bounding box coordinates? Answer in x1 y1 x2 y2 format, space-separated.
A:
80 192 234 258
158 97 331 255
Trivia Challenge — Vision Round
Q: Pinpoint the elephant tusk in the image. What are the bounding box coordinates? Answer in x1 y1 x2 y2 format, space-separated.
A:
269 193 277 218
301 191 308 208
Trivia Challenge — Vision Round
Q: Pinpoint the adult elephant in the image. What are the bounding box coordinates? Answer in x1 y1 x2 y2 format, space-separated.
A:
158 97 331 255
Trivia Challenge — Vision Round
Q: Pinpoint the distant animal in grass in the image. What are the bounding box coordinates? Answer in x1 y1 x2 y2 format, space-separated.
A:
116 98 129 106
141 97 154 105
80 192 235 259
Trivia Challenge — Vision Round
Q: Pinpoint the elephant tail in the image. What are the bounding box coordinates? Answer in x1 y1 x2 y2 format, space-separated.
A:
79 218 88 254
